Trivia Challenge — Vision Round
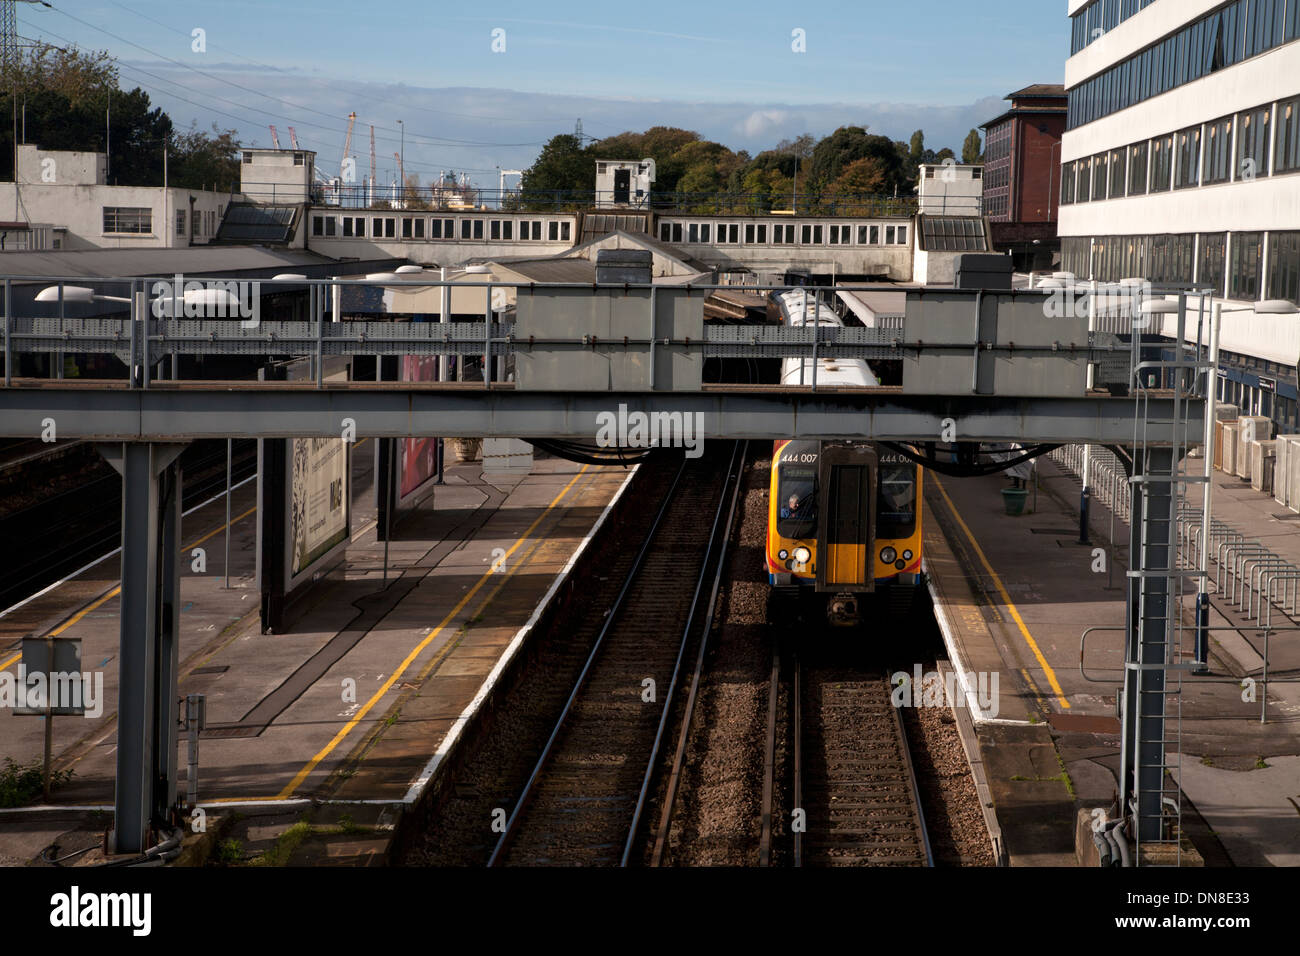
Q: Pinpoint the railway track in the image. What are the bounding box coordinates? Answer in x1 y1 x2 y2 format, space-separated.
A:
789 658 933 867
488 442 747 866
0 439 258 610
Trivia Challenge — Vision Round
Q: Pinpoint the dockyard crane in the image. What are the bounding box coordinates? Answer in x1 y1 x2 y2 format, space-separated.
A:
288 127 300 150
268 125 280 149
369 125 376 201
341 111 356 182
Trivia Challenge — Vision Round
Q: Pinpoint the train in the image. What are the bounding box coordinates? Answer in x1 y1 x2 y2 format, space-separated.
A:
765 291 924 625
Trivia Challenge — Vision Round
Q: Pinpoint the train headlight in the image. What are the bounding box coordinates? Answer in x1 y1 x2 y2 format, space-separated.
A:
903 549 913 561
778 549 789 560
880 546 897 564
793 546 812 565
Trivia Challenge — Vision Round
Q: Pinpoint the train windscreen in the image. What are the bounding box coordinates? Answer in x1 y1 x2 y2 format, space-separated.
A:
876 460 917 539
776 462 818 539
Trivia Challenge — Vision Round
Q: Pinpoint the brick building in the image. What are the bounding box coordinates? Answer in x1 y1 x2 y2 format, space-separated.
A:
979 84 1067 270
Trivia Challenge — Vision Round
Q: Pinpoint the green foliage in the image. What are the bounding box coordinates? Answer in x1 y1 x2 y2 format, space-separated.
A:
517 122 961 212
215 838 244 865
0 757 73 808
962 128 984 165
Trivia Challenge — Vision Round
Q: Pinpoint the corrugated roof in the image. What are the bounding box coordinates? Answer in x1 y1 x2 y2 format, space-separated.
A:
496 258 597 283
0 246 339 278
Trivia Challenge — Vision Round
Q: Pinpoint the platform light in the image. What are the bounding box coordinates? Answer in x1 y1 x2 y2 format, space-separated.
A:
270 273 308 281
35 285 130 304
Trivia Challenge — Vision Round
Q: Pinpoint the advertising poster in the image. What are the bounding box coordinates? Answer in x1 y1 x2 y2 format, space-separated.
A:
399 354 440 500
289 436 349 577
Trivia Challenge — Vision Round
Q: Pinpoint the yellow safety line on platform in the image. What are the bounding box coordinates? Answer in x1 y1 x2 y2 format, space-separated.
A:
276 465 593 800
931 475 1070 711
0 505 258 672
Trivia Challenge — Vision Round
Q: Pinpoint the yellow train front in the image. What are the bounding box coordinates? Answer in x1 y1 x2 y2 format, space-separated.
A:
766 439 923 625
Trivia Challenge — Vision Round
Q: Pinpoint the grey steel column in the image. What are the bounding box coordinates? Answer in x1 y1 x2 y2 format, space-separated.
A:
154 457 182 822
100 442 187 854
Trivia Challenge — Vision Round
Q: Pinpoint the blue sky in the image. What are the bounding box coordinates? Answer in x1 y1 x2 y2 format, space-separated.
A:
21 0 1070 187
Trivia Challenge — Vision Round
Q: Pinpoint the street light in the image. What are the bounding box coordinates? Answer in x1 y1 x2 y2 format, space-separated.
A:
1143 295 1300 671
34 285 130 304
397 120 404 199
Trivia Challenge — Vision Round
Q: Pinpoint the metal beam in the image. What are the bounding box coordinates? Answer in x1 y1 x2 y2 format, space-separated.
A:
98 442 187 854
3 387 1202 445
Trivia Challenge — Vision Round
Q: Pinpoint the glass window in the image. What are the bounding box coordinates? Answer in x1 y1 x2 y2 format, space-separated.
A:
548 221 559 241
1175 126 1201 189
869 225 879 244
490 220 500 240
776 460 817 540
461 218 471 239
689 223 699 243
886 225 896 244
1229 232 1264 300
1078 157 1092 202
1061 161 1076 205
757 224 767 243
1128 142 1149 195
746 224 756 244
1237 105 1272 179
1278 98 1300 173
1204 116 1233 185
801 224 812 244
503 220 513 240
1108 148 1127 198
701 224 711 243
897 225 908 245
1267 232 1300 305
876 460 917 540
1092 153 1108 199
561 222 571 241
1198 233 1228 296
103 206 152 234
475 220 485 240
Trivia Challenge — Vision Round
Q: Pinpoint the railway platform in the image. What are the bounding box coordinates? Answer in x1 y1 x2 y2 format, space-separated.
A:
0 451 633 866
924 457 1300 867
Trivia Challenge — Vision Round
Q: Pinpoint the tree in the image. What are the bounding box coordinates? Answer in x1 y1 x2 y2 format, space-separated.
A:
962 129 983 165
169 122 241 192
1 40 117 104
830 156 888 197
909 130 925 163
808 126 905 199
519 133 591 208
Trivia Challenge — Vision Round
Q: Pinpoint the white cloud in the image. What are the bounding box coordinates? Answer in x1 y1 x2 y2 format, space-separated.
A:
737 109 792 139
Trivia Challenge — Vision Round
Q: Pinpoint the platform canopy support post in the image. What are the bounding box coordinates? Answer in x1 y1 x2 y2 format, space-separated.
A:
98 441 188 854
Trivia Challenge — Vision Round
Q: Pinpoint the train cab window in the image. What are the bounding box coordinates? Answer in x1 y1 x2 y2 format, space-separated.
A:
876 459 917 539
777 463 818 539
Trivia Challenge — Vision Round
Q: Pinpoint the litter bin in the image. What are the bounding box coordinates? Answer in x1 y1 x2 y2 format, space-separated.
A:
1001 488 1029 516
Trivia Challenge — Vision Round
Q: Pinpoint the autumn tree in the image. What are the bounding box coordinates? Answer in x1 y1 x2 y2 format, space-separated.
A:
962 129 984 164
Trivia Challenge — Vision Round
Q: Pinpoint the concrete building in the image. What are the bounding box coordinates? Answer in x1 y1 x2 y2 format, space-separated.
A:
238 147 316 204
1059 0 1300 428
0 144 235 251
594 159 655 208
980 84 1067 270
916 162 985 215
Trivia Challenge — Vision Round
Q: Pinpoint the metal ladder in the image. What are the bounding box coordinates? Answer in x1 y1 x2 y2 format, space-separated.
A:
1125 292 1208 865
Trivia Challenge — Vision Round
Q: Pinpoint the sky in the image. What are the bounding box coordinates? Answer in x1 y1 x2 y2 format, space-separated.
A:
19 0 1070 188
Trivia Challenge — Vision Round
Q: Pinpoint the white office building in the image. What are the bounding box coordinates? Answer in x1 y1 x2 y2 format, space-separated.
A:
1059 0 1300 427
